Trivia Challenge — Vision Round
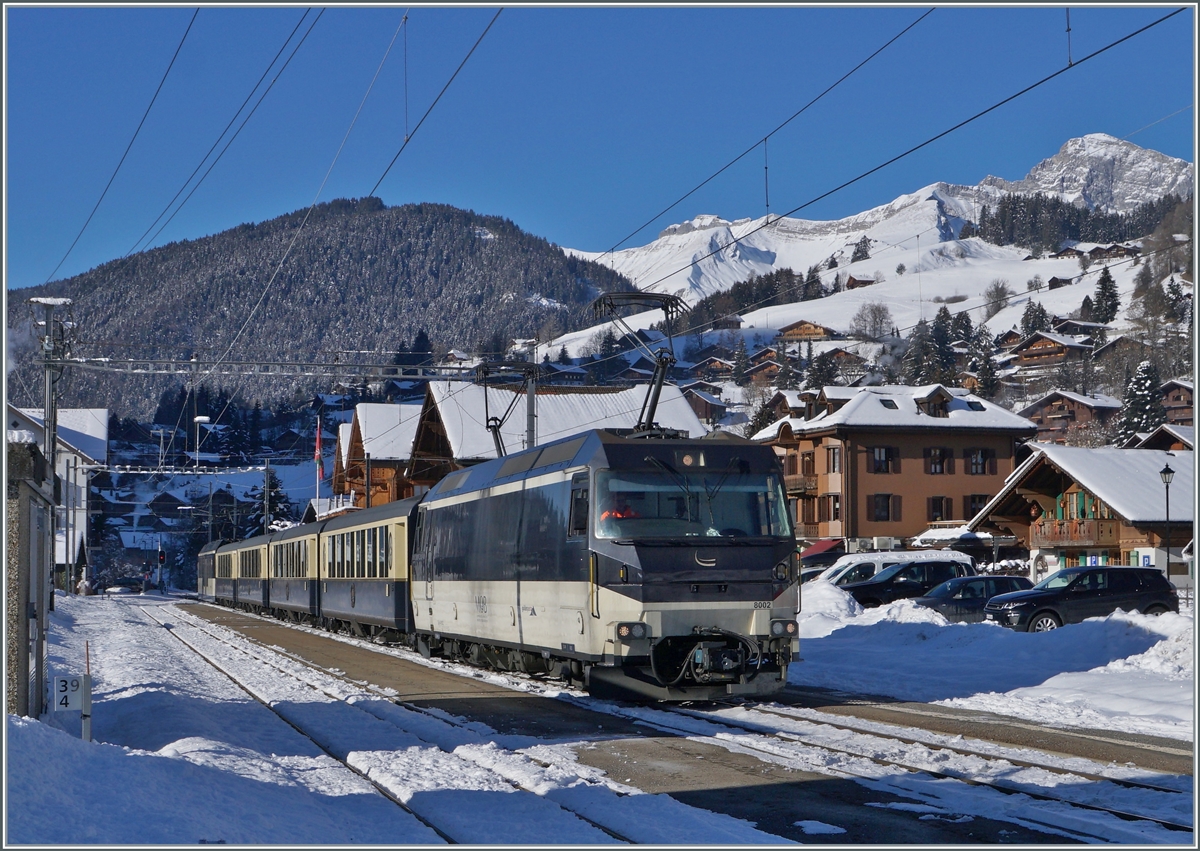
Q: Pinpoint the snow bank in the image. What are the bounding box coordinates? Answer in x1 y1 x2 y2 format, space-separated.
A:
791 587 1194 741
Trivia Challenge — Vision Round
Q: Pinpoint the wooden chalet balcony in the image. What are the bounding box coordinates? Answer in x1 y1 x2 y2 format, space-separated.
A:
799 523 821 538
1030 519 1118 547
783 474 818 494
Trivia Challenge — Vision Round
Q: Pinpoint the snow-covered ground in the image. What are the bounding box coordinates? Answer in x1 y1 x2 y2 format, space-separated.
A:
794 580 1194 741
7 583 1194 844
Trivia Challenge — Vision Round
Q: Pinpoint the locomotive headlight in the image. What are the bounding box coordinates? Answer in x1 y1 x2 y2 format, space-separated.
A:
769 618 797 637
616 622 650 642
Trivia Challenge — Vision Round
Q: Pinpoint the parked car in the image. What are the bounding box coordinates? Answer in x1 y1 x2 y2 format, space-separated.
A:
105 576 143 595
819 550 975 587
983 567 1179 632
841 559 977 607
913 575 1034 623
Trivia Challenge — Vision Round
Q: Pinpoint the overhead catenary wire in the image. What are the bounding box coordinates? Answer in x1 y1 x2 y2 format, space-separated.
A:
369 8 502 196
43 8 199 285
600 8 934 261
135 9 327 258
621 7 1188 302
124 9 314 258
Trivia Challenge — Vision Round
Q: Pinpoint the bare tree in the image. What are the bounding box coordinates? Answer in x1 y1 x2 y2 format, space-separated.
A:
849 302 894 341
982 279 1014 321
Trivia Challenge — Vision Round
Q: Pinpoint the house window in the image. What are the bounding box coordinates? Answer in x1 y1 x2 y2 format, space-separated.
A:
870 493 901 522
871 446 899 473
801 452 816 477
964 494 991 518
826 446 841 473
965 448 996 475
818 494 841 522
928 496 952 522
801 498 817 524
785 453 798 475
925 446 953 475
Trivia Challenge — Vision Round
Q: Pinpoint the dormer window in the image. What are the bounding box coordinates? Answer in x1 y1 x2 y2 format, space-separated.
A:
967 400 985 411
880 398 898 409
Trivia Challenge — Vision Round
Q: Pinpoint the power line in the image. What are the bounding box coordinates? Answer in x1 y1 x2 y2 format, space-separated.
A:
628 7 1188 299
137 9 326 256
369 8 502 197
124 9 314 258
43 8 199 284
600 8 934 259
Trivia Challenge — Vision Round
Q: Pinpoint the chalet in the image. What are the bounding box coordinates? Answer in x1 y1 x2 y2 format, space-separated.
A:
683 388 728 426
677 378 723 398
1091 334 1152 365
407 381 705 491
968 445 1194 586
1051 317 1111 337
689 343 736 362
1007 331 1092 372
749 346 783 365
1161 378 1193 426
1134 423 1194 452
332 422 354 494
1016 390 1122 443
689 357 735 379
775 320 838 342
745 360 783 381
541 362 589 385
338 402 425 507
752 384 1036 542
845 274 876 290
1047 276 1074 290
1050 247 1082 259
765 389 805 421
994 328 1024 350
710 314 744 331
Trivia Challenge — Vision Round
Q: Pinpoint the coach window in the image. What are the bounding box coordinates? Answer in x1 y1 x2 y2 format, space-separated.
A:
367 528 377 578
378 526 390 577
356 529 366 578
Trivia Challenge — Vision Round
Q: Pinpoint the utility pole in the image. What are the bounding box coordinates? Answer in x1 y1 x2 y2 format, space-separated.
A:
30 297 72 611
264 458 271 535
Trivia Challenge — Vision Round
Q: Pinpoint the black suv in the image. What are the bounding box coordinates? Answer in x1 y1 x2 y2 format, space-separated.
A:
841 560 976 608
913 575 1034 623
984 567 1179 632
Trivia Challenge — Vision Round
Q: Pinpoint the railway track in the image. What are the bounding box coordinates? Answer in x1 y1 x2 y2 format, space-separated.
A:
581 699 1193 843
138 604 741 845
174 601 1193 844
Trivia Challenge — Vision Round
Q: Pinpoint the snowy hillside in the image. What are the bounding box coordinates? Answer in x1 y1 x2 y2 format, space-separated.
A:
549 135 1192 358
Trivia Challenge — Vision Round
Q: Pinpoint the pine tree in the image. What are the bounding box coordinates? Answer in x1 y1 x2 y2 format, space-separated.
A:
929 307 956 383
557 345 571 365
1020 300 1050 336
732 338 750 386
975 350 1001 399
1093 265 1120 323
744 400 778 439
803 265 823 301
411 329 433 364
902 320 937 385
805 351 839 390
949 309 974 344
851 235 872 263
776 359 798 390
1079 295 1094 323
1115 360 1166 444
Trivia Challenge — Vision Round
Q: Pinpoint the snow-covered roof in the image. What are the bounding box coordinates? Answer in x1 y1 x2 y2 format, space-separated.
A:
13 407 108 464
797 385 1035 433
685 389 726 407
1014 330 1092 351
1161 377 1193 391
1017 390 1121 417
1136 423 1195 449
427 381 706 460
338 423 354 466
751 416 805 442
354 402 424 460
983 445 1194 526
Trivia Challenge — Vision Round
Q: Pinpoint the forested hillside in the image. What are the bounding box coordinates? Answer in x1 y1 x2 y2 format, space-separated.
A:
7 198 633 417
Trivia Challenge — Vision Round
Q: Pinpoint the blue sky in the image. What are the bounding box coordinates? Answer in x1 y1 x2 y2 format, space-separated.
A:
4 5 1195 290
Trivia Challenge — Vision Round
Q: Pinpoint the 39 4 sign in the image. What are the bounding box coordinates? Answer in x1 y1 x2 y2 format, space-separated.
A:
52 675 91 712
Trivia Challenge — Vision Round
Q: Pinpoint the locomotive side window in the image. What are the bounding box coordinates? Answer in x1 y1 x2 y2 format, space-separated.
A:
569 474 589 537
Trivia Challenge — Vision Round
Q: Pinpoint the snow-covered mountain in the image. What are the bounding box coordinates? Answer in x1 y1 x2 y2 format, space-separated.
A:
565 135 1192 307
981 133 1194 213
549 135 1192 359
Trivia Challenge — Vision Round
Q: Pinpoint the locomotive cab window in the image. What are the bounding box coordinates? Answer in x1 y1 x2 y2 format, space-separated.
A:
594 465 790 540
568 474 589 537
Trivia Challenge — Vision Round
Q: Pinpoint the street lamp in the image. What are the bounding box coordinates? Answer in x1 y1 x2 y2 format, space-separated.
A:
1160 463 1174 575
193 416 210 470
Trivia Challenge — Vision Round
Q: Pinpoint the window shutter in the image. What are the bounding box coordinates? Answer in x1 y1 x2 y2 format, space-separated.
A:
867 493 875 520
988 449 997 475
923 447 932 474
891 494 902 522
963 495 972 520
927 497 935 521
891 447 900 474
945 450 954 475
